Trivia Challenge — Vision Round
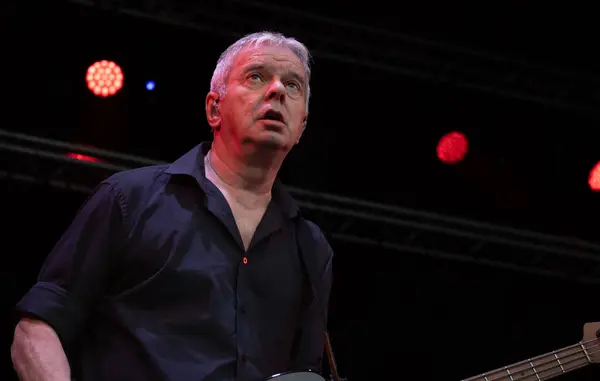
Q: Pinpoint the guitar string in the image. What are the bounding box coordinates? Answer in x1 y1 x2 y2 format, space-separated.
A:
473 336 599 375
478 345 599 381
466 339 599 381
531 361 589 381
486 345 600 381
476 344 599 381
480 337 599 378
465 358 591 381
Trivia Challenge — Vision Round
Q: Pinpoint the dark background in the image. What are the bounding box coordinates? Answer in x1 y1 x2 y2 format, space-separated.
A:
4 1 599 380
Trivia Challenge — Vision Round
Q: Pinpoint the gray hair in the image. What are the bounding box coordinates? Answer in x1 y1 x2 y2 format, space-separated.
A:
210 31 312 111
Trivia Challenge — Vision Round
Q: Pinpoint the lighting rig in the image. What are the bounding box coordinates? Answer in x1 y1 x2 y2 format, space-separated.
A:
2 128 600 285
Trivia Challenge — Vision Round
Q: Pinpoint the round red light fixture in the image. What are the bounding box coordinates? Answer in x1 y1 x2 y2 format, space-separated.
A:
437 131 468 164
86 60 124 97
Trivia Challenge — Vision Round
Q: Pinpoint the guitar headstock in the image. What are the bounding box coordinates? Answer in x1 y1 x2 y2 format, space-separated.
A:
582 322 600 363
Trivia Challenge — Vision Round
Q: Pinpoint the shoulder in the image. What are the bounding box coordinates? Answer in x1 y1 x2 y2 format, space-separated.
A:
299 219 328 243
103 164 170 189
87 164 173 223
296 217 334 260
101 164 171 200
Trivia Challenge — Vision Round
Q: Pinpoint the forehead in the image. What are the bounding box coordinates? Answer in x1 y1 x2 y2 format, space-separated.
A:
231 45 305 77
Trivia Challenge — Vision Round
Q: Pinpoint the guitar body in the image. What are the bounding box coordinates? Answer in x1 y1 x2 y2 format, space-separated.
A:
265 370 326 381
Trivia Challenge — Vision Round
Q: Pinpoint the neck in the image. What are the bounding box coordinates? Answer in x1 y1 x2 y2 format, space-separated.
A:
462 340 594 381
208 140 282 195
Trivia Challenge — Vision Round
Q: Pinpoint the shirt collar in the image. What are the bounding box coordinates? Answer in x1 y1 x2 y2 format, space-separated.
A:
165 142 299 218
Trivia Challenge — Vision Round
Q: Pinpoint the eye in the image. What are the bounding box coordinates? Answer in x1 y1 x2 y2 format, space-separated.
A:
286 81 301 94
248 73 262 82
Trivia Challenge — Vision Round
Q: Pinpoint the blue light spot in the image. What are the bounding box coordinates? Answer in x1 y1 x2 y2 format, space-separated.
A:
146 81 155 91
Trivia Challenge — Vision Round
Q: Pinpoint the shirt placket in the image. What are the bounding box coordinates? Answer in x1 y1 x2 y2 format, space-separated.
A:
236 251 252 381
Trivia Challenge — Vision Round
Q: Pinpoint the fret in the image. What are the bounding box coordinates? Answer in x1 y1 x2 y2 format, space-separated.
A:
505 359 538 380
530 346 584 379
580 343 592 363
529 360 541 381
556 345 589 373
466 361 538 381
553 353 565 373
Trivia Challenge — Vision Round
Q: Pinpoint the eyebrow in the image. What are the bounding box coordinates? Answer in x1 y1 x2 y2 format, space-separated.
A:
243 63 306 87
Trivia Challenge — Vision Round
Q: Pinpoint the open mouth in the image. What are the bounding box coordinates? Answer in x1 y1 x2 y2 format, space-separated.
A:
261 109 285 123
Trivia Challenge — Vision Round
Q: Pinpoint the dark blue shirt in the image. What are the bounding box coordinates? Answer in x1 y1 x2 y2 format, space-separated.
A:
15 142 333 381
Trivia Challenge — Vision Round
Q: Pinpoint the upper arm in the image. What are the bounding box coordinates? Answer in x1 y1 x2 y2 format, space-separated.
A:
13 317 61 343
290 221 334 372
304 220 334 314
14 181 128 346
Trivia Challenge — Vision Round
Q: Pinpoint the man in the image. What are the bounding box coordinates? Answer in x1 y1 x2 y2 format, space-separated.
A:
11 31 333 381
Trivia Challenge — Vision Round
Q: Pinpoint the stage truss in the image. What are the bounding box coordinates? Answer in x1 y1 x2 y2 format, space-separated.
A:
2 128 600 285
63 0 600 116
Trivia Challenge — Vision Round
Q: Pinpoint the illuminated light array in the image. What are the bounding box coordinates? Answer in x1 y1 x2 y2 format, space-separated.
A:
86 60 124 97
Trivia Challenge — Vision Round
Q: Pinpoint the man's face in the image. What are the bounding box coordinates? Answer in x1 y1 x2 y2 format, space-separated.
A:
216 45 308 151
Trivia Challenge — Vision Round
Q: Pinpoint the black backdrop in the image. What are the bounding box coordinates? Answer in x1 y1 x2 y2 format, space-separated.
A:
4 1 600 380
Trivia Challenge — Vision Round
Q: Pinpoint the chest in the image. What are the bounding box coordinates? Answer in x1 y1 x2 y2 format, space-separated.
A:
231 205 266 249
218 188 270 250
114 197 304 314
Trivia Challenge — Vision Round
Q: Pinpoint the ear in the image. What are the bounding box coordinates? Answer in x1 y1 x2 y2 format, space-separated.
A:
205 91 221 131
295 116 308 145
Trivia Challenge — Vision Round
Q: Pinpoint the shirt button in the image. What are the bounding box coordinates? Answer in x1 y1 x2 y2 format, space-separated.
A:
241 354 248 362
242 257 248 264
240 307 246 314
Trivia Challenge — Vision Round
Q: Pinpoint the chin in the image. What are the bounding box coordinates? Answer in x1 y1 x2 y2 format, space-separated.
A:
252 134 291 151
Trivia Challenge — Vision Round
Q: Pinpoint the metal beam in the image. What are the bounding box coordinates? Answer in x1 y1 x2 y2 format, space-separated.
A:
1 129 600 284
61 0 600 116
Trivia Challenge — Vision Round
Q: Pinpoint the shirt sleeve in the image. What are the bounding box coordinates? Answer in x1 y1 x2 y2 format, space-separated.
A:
14 181 128 346
290 230 334 373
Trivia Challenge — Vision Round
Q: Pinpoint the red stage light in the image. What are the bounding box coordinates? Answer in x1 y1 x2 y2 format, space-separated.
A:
589 161 600 192
66 152 101 163
437 131 468 164
86 60 124 97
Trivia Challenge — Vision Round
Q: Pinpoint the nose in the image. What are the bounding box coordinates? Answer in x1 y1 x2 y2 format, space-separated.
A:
265 79 286 102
